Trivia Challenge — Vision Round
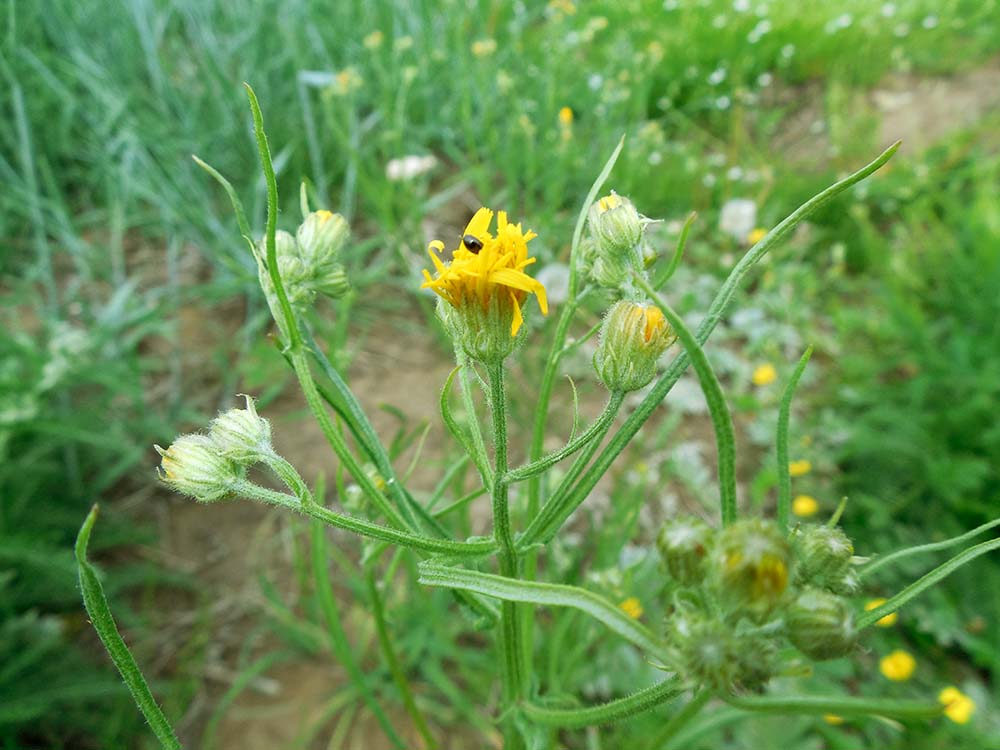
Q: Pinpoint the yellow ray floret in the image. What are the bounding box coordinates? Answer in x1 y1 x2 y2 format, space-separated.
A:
422 207 548 335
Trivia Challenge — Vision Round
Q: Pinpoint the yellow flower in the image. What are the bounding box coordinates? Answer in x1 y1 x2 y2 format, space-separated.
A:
747 227 768 245
363 30 384 49
471 38 497 57
864 598 898 627
939 686 975 724
619 597 643 619
548 0 576 15
789 459 812 477
422 208 548 336
751 363 777 386
558 106 574 126
879 649 915 682
332 67 362 96
823 714 844 725
792 494 819 517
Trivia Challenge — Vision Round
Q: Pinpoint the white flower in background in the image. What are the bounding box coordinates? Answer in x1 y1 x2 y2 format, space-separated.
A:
719 198 757 241
535 263 570 306
385 155 438 181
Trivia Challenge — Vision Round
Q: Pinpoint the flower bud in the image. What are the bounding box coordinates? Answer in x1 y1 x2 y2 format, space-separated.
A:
714 518 791 610
786 588 857 660
795 524 853 588
657 516 714 586
208 395 272 464
586 192 647 291
666 604 775 691
312 263 350 299
589 192 643 254
594 300 677 392
296 210 349 267
155 434 241 502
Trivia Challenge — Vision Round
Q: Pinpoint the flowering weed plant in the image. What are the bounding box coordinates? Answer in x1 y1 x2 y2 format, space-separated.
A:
76 88 998 749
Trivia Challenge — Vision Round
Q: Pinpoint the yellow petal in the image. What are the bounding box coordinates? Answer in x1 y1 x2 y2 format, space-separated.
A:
509 291 524 335
464 207 494 240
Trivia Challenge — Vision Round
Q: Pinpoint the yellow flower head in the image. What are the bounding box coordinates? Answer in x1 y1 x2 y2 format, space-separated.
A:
789 459 812 477
747 227 768 245
792 494 819 517
558 106 574 126
422 208 548 337
879 649 915 682
939 686 975 724
619 597 644 619
752 363 778 386
864 598 898 627
823 714 844 725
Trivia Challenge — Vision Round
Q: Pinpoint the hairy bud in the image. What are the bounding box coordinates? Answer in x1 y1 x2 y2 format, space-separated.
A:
786 588 857 660
657 516 714 586
714 519 791 610
208 395 272 464
795 524 854 590
594 300 677 392
155 434 241 502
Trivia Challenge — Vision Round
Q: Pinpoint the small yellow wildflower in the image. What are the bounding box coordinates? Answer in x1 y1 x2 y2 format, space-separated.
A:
864 598 898 627
422 208 548 336
939 686 975 724
751 363 777 386
332 67 363 96
471 38 497 57
879 649 915 682
558 106 574 126
548 0 576 15
823 714 844 725
363 30 384 50
792 494 819 517
789 459 812 477
747 227 768 245
619 597 644 619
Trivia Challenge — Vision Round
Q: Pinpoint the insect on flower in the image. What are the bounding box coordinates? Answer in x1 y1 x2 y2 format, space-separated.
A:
462 234 484 254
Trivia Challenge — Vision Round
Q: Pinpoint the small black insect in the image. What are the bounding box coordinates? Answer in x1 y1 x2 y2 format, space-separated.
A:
462 234 484 254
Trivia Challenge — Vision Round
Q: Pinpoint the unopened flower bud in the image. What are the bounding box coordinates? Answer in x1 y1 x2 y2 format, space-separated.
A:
666 605 775 691
714 518 791 609
313 263 350 299
786 588 857 660
586 192 647 292
155 434 241 502
296 210 349 267
589 192 643 254
208 395 272 463
795 524 854 588
657 516 714 586
594 300 677 392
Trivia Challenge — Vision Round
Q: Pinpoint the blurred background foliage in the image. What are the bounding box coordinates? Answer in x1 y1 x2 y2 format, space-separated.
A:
2 0 1000 747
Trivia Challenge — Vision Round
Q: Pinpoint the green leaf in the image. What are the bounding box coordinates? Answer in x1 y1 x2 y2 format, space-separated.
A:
521 678 682 728
776 347 813 530
418 563 668 661
75 506 181 750
858 535 1000 629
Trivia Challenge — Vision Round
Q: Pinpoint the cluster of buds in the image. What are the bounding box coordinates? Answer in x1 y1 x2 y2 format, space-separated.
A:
155 396 274 502
256 209 351 328
582 192 655 296
593 300 677 392
657 516 861 693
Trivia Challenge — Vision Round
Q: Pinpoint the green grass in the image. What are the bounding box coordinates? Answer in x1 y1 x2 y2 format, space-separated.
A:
4 0 1000 747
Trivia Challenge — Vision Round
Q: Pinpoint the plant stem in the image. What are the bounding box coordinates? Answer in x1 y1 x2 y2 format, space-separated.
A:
521 678 682 728
487 361 525 749
366 568 438 749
